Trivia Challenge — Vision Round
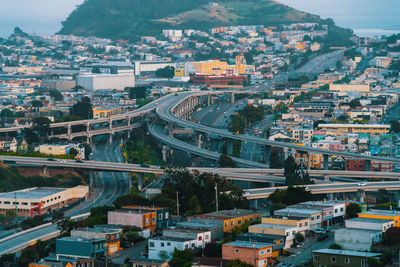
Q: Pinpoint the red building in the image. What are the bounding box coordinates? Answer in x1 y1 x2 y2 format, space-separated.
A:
345 159 393 172
190 74 249 86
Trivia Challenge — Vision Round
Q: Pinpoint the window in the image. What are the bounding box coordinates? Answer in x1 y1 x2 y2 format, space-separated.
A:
314 255 320 262
149 242 154 247
238 220 241 225
311 217 315 221
267 249 271 253
260 250 264 255
317 215 320 220
159 214 163 220
205 235 209 239
331 257 336 262
299 223 302 227
345 258 350 264
198 236 202 241
235 249 240 253
185 244 188 249
161 242 164 247
145 218 149 224
335 209 338 213
191 243 195 248
340 207 344 212
225 223 228 227
231 221 234 226
152 217 156 223
286 232 289 236
305 222 308 226
167 242 171 246
165 212 169 219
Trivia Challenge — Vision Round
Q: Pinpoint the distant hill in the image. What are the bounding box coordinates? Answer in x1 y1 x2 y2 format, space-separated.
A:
58 0 352 44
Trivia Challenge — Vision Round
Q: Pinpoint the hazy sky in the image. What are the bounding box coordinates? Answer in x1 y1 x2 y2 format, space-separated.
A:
0 0 399 38
0 0 83 37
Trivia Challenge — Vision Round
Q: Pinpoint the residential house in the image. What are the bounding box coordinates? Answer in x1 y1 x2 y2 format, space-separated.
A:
222 241 273 267
312 249 381 267
189 209 261 232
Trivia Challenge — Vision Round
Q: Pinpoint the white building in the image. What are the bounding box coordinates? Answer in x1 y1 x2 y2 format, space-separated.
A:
148 237 198 260
334 228 382 251
0 186 88 217
134 61 176 76
345 217 393 232
77 73 135 91
162 228 211 247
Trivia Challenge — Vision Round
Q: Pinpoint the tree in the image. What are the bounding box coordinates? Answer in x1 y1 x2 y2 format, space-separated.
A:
114 193 148 209
69 148 79 157
219 154 237 168
32 117 52 142
155 66 175 79
126 231 143 243
158 250 170 261
243 52 254 64
391 120 400 133
70 96 93 119
128 86 148 99
329 243 343 249
49 89 63 101
226 259 255 267
349 99 361 108
346 203 361 218
170 248 193 267
204 242 222 257
31 100 43 108
295 232 305 243
269 151 282 169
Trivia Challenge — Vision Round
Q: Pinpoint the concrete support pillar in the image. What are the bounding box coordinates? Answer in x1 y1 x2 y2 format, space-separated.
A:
109 117 113 131
358 189 366 202
88 136 93 146
89 169 94 189
137 173 144 191
327 193 334 201
227 139 233 156
249 199 258 209
197 133 202 148
307 153 311 170
127 115 131 130
270 182 276 187
162 145 169 162
109 133 113 143
365 160 371 171
324 175 330 183
323 154 329 170
67 123 72 140
42 166 49 177
231 92 235 104
86 121 90 137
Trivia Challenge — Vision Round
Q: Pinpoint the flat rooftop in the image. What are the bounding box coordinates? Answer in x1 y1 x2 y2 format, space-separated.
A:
199 209 259 219
0 187 65 199
360 209 400 217
314 249 382 258
347 217 392 224
249 223 296 230
224 241 272 249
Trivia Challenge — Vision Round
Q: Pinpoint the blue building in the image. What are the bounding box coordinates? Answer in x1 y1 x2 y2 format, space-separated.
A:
56 236 106 259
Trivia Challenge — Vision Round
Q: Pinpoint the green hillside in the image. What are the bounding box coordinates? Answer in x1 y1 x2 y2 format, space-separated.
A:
58 0 348 42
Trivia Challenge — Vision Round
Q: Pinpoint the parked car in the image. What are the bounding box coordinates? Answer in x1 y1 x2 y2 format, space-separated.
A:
317 233 329 241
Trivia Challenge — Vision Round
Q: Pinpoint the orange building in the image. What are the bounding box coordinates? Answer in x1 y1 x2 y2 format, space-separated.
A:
190 209 261 232
223 241 273 267
358 210 400 227
108 207 157 232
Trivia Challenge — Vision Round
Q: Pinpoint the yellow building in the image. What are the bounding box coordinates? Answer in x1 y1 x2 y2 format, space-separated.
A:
189 54 251 75
38 144 67 155
358 210 400 227
93 106 121 119
318 124 390 135
190 209 261 232
309 154 323 169
329 83 370 93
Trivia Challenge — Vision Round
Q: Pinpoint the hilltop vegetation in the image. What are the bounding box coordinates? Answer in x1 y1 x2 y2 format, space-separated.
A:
59 0 351 43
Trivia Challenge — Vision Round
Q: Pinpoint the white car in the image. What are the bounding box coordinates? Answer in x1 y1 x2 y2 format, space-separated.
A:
357 182 367 187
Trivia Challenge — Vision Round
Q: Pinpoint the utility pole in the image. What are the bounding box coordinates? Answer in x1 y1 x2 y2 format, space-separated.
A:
215 183 219 212
176 191 180 216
